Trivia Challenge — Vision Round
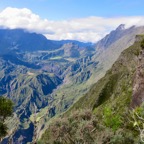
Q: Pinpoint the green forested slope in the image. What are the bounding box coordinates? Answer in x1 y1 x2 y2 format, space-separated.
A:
39 35 144 144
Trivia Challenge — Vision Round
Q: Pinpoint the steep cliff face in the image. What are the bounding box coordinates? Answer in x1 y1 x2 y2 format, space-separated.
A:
131 35 144 108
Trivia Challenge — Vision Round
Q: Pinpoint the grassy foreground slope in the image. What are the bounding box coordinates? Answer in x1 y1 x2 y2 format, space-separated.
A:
39 35 144 144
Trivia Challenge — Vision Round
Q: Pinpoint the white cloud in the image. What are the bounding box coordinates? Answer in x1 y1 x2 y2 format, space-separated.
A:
0 7 144 42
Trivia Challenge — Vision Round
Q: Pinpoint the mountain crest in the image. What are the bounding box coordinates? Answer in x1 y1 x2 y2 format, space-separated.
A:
116 24 125 31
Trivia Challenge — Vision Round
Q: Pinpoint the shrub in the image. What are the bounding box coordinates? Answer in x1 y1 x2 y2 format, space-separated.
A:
0 97 13 141
103 107 122 131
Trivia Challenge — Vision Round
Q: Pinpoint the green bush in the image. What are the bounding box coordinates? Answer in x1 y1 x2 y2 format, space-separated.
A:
103 107 122 131
0 97 13 140
40 107 143 144
40 109 99 144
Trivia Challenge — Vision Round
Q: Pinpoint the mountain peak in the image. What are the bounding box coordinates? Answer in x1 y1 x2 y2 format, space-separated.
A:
116 24 125 31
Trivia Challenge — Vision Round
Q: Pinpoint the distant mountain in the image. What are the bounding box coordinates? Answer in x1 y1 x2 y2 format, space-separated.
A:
91 25 144 82
0 28 93 51
0 29 64 53
95 24 126 50
0 28 94 60
59 40 93 47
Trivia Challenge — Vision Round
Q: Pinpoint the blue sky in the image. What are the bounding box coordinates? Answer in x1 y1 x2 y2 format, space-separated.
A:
0 0 144 42
0 0 144 20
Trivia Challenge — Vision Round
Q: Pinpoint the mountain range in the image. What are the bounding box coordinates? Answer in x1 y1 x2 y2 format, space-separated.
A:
1 25 144 143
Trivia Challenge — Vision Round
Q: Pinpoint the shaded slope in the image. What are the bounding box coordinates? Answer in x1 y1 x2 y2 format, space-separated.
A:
70 35 144 112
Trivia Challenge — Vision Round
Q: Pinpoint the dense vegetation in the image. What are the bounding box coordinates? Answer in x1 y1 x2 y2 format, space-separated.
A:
39 106 144 144
0 97 13 141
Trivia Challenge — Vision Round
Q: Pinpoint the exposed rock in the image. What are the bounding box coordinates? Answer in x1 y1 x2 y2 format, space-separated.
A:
131 49 144 107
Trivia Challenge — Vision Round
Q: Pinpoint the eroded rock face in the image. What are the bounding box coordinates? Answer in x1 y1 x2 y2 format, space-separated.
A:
131 49 144 108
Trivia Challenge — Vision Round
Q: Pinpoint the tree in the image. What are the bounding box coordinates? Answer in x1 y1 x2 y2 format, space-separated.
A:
0 122 7 138
0 97 13 141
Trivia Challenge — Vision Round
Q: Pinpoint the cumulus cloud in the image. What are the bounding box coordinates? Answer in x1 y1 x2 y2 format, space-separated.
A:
0 7 144 42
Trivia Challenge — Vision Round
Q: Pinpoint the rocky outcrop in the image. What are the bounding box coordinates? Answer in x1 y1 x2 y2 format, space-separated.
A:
131 45 144 108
